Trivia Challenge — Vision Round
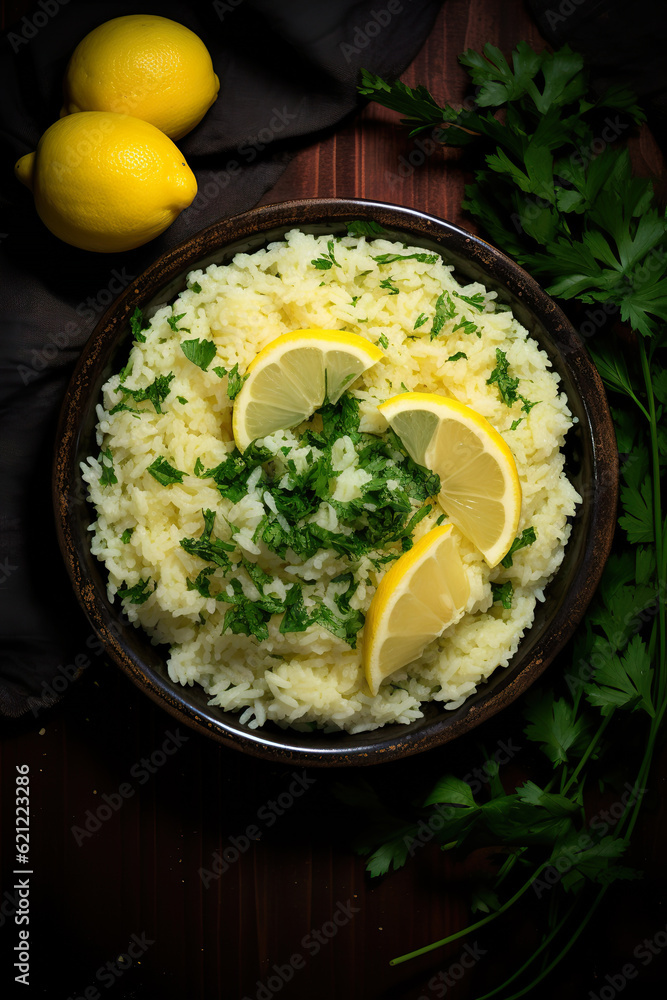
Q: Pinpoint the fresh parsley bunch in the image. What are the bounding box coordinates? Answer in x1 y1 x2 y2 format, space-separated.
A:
347 42 667 997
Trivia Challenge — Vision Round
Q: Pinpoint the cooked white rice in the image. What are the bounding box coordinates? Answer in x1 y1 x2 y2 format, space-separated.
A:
82 229 580 734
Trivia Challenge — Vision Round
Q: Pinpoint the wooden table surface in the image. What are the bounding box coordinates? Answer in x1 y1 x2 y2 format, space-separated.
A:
2 2 666 998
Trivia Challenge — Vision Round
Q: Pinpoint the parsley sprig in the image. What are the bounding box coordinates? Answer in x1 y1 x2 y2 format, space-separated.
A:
353 40 667 994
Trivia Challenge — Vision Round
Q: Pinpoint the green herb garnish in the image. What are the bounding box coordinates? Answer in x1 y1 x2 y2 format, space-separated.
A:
99 447 117 487
117 578 154 604
147 456 185 486
379 276 400 295
181 339 217 371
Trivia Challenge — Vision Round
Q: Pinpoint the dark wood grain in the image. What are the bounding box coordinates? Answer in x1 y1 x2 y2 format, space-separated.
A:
2 1 666 999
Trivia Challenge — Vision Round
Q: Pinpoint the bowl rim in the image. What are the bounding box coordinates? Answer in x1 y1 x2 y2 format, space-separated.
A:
53 196 618 766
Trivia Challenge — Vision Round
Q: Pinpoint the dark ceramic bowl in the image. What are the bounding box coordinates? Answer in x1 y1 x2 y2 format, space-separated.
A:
53 198 618 766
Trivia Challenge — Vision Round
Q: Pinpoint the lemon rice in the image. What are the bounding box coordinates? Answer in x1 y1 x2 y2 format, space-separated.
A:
82 229 581 734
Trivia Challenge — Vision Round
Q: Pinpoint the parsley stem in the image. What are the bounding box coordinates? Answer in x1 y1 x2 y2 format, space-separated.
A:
388 863 549 966
473 901 577 1000
489 889 605 1000
639 341 666 708
561 714 613 797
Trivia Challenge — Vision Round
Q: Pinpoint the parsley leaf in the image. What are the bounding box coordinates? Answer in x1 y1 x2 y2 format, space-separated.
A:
120 528 134 544
455 291 486 311
117 578 154 604
379 276 400 295
501 526 537 568
585 635 654 717
311 239 341 270
446 351 468 362
167 312 187 332
486 349 520 406
147 456 185 486
413 312 428 329
524 694 592 765
213 363 247 399
378 333 389 349
372 252 438 264
180 509 235 569
181 339 217 371
346 220 388 238
110 373 175 415
129 307 148 343
491 580 514 608
99 447 117 487
430 291 457 340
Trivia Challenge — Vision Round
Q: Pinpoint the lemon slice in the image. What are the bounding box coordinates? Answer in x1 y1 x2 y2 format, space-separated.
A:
232 329 383 452
379 392 521 568
363 524 470 696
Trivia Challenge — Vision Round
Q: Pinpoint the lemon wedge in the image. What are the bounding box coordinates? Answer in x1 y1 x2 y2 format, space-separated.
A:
232 329 383 452
379 392 521 568
363 524 470 696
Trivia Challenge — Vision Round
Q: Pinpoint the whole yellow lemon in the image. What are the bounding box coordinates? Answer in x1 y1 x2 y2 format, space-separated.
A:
15 112 198 253
61 14 220 141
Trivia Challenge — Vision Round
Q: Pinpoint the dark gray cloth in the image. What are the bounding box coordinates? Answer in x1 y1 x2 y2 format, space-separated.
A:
0 0 443 716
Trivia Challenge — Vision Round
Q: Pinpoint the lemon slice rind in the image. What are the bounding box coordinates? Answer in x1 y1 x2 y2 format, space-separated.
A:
379 392 521 568
232 329 383 452
362 523 470 697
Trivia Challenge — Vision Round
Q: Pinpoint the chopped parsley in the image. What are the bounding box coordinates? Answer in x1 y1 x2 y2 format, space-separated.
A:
486 349 539 412
346 220 388 238
311 240 341 270
453 318 481 337
454 291 485 312
491 580 514 609
414 312 428 330
372 252 438 265
129 307 148 343
447 351 468 362
378 333 389 349
213 363 247 399
180 509 235 569
120 528 134 544
379 276 400 295
430 291 457 340
188 281 202 294
177 396 188 405
486 349 521 407
99 447 117 487
186 567 216 598
117 578 154 604
181 338 217 371
147 456 185 486
167 312 188 333
110 372 175 415
501 527 537 568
